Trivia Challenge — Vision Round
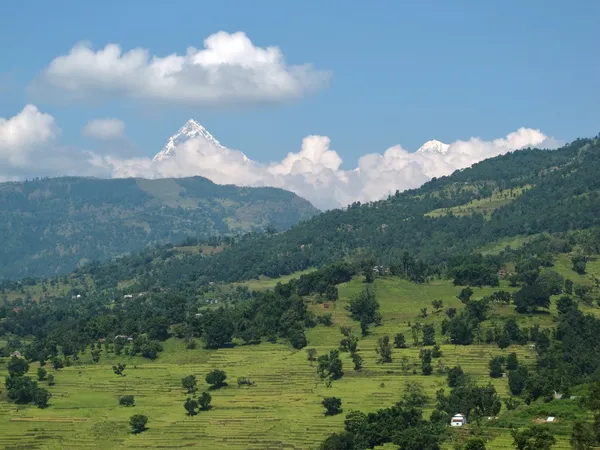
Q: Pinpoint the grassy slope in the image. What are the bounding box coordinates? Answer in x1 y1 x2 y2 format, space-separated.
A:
425 185 532 219
1 257 599 449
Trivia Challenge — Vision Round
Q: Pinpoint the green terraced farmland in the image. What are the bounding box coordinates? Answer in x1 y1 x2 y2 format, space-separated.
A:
0 273 596 449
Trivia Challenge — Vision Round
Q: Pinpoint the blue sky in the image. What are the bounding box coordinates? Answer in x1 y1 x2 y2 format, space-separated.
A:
0 0 599 207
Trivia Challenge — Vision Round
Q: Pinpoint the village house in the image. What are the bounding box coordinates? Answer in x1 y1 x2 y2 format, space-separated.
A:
450 413 467 427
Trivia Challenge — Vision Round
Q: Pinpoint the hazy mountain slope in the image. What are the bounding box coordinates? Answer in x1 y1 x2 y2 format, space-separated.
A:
0 176 319 280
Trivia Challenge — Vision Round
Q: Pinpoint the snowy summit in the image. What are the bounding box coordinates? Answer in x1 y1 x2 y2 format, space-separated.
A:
416 139 450 154
152 119 228 162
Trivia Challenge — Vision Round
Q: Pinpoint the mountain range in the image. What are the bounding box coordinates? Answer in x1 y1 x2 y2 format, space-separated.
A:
154 119 451 163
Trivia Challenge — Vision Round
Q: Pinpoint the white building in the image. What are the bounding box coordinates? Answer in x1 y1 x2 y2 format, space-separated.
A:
450 413 467 427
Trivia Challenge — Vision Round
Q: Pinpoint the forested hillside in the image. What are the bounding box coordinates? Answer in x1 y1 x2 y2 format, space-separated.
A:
74 135 600 291
0 176 319 280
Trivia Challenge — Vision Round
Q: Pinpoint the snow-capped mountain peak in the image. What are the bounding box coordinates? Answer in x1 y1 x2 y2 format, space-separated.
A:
416 139 450 154
152 119 227 162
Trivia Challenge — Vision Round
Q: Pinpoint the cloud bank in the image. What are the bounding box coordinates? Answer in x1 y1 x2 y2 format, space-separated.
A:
91 127 560 210
33 32 331 107
0 106 560 209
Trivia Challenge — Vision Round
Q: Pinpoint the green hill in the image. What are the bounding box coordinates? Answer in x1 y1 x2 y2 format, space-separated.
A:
0 176 319 280
1 254 599 448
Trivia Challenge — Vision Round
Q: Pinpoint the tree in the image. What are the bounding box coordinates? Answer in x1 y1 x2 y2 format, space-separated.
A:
401 381 429 407
569 421 596 450
306 348 318 362
557 295 577 315
422 324 436 346
572 255 587 275
446 307 457 319
511 425 556 450
394 333 407 348
339 335 358 353
182 375 198 394
198 392 212 411
376 335 393 363
514 284 550 313
488 356 504 378
8 356 29 377
347 287 380 336
448 312 476 345
205 370 228 390
420 349 433 375
317 350 344 381
37 367 47 381
51 357 64 370
490 290 512 305
91 349 101 363
393 423 443 450
352 352 363 371
344 410 367 434
319 432 356 450
447 366 466 388
290 329 308 349
129 414 148 434
432 299 444 313
322 397 342 415
420 307 428 318
184 398 199 416
112 363 126 376
202 313 235 349
463 438 486 450
458 287 474 304
537 270 564 295
506 353 519 371
587 382 600 411
47 374 55 386
33 387 51 408
119 395 135 407
508 367 529 396
411 323 423 346
431 344 442 358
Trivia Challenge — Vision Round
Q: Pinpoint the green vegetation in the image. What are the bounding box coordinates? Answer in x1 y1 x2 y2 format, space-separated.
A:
3 136 600 448
0 175 319 279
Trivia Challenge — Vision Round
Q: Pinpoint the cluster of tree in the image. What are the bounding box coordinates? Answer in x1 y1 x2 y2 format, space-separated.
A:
320 404 445 449
276 262 355 300
4 356 52 408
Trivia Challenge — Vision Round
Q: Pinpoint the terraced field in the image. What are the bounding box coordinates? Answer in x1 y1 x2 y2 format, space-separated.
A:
1 258 598 449
425 186 532 219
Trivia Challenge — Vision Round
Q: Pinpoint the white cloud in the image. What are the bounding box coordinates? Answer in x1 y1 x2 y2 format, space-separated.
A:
0 105 58 167
0 106 561 210
33 31 331 107
82 118 125 140
90 126 559 210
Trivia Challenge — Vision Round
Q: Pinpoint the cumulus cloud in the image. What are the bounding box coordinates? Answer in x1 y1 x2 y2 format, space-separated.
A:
32 32 331 107
82 118 125 140
0 105 59 167
0 106 105 180
90 126 560 210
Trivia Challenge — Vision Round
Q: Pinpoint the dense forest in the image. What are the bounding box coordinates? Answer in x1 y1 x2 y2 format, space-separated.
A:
0 175 319 280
